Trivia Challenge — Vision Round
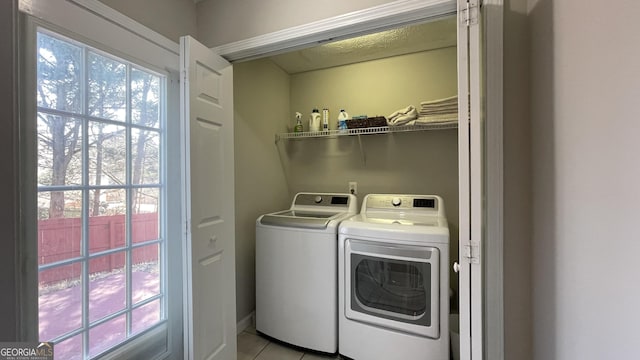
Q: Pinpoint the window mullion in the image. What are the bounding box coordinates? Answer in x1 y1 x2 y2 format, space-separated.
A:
81 45 90 360
159 74 167 321
125 63 133 337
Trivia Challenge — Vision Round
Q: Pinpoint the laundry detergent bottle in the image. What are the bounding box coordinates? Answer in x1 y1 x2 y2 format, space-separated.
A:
309 108 321 132
338 109 349 132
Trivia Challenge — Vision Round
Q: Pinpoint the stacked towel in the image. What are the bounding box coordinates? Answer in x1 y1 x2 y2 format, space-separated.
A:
386 96 458 127
419 95 458 115
416 95 458 124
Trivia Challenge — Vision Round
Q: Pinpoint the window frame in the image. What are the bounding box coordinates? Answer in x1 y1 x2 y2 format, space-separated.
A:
20 8 183 360
36 26 167 356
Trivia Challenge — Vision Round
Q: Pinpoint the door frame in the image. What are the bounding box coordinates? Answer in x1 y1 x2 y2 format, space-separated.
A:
212 0 457 62
210 0 504 358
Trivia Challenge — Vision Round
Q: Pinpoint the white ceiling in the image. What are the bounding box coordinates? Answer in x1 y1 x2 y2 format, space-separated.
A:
267 16 457 74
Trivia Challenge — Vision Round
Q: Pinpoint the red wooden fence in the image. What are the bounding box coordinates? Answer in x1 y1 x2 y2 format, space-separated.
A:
38 213 159 285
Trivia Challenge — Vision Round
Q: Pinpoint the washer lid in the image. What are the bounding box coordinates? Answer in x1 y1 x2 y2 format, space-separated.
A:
260 209 343 229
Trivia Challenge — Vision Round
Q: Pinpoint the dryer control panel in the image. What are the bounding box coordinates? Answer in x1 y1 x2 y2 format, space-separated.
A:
363 194 443 216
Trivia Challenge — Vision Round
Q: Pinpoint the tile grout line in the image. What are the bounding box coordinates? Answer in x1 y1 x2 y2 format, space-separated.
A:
251 337 270 360
239 330 320 360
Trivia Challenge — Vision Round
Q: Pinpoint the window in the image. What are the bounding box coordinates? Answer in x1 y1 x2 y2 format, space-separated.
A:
36 29 166 359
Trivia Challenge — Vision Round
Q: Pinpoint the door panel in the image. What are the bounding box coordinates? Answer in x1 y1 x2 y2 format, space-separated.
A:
181 35 236 360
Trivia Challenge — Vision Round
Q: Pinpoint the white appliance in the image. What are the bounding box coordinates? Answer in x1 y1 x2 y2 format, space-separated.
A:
256 192 357 353
338 194 449 360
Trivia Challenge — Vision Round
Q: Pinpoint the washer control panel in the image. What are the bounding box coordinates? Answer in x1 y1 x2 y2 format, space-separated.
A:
294 193 354 208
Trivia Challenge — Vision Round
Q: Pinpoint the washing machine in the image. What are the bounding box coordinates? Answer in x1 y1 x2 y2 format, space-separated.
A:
338 194 449 360
256 192 357 353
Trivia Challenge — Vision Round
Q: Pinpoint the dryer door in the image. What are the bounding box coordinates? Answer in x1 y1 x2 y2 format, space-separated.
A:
345 239 440 339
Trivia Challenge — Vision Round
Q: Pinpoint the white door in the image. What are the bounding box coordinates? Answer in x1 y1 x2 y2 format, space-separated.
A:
457 0 483 359
180 35 237 360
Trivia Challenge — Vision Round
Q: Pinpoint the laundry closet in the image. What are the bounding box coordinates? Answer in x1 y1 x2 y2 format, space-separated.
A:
234 12 458 314
232 14 462 324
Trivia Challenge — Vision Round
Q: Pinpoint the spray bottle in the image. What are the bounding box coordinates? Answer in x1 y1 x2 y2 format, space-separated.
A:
294 112 303 132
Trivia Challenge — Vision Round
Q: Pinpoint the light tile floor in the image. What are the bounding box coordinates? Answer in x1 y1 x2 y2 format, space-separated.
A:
237 326 341 360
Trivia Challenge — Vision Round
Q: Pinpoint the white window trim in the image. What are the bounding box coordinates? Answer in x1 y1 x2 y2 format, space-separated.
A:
18 0 179 72
19 1 183 359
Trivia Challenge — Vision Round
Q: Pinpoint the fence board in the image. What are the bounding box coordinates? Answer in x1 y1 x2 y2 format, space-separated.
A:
38 213 159 285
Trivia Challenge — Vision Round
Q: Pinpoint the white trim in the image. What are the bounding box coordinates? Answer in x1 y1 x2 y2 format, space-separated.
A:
65 0 179 55
456 0 472 359
483 1 504 360
19 13 42 343
18 0 179 71
236 311 255 334
179 38 194 360
468 0 484 357
212 0 457 62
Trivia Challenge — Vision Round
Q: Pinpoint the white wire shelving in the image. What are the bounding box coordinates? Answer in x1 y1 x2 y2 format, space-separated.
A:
274 122 458 143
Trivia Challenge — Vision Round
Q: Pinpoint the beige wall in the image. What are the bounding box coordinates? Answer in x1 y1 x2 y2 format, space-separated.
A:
530 0 640 358
502 0 532 359
289 47 457 125
285 48 460 305
196 0 395 47
233 59 291 322
98 0 197 42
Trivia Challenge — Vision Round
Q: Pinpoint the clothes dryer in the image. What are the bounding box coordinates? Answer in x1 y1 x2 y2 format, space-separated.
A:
338 194 449 360
256 192 357 353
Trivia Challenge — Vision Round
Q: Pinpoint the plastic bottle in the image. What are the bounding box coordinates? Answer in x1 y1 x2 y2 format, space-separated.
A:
338 109 349 133
322 108 329 131
294 112 303 132
309 108 321 132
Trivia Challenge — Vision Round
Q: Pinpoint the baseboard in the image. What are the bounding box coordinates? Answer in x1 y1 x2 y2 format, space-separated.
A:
237 311 255 334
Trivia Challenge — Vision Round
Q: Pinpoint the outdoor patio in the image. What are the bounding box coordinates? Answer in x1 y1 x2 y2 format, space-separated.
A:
39 266 160 359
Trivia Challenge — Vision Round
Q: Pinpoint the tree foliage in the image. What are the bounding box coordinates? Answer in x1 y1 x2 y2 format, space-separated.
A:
37 33 161 219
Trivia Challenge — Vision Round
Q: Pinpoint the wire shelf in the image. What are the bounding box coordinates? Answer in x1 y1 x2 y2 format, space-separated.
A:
274 122 458 142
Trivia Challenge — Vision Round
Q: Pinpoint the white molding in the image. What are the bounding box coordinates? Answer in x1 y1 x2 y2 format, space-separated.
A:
66 0 179 55
212 0 456 62
236 311 255 334
18 0 179 71
456 0 472 357
483 1 505 360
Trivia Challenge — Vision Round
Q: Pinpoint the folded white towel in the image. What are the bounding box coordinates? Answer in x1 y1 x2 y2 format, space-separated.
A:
415 114 459 124
387 105 418 126
387 105 416 120
420 95 458 107
419 109 458 116
420 103 458 111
